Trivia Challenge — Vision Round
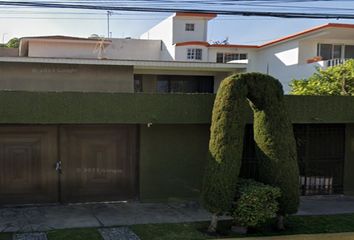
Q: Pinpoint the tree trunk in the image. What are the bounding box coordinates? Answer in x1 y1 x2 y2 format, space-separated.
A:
277 215 285 230
208 213 218 233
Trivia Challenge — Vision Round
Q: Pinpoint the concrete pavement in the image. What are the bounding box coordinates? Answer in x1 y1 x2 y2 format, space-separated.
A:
1 196 354 233
0 202 216 233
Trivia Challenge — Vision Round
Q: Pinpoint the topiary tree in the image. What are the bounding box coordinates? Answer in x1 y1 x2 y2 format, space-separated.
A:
202 73 299 232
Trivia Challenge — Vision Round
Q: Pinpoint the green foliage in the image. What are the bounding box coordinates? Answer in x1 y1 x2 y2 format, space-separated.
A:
131 214 354 239
290 60 354 96
250 75 300 215
6 38 19 48
202 75 249 214
231 179 281 228
0 233 12 240
202 73 299 217
0 38 19 48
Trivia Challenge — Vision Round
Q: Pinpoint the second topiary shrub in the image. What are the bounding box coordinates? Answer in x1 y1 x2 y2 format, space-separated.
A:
231 179 281 230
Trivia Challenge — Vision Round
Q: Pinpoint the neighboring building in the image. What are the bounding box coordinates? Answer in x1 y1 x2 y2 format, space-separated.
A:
2 13 354 93
0 13 354 206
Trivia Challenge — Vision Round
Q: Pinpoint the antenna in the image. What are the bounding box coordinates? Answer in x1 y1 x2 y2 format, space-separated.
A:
107 11 113 38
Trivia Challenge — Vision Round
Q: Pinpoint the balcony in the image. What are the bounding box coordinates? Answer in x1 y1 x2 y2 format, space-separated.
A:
307 57 351 69
326 58 350 67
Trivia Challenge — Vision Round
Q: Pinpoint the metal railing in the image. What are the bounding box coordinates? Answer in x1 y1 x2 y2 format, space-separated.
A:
300 176 334 195
326 58 349 67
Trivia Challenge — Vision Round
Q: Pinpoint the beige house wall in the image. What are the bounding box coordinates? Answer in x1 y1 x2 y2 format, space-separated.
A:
0 48 18 57
28 41 99 59
0 62 134 92
26 39 162 61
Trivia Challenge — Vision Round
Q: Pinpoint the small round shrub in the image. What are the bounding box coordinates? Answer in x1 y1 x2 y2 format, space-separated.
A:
231 179 281 228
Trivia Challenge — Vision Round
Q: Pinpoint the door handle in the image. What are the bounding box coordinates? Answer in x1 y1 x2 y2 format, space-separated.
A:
55 160 62 174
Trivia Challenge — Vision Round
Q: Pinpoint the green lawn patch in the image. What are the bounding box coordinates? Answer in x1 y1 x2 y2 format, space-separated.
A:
47 228 102 240
0 233 12 240
131 222 208 240
228 232 354 240
131 214 354 240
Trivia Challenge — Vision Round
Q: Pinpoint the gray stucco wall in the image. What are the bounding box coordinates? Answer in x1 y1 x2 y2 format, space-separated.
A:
0 62 134 92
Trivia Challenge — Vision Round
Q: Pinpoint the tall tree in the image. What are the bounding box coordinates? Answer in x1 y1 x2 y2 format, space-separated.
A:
290 60 354 96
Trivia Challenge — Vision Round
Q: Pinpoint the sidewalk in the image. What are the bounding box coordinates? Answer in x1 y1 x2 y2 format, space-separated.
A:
1 196 354 233
0 202 214 232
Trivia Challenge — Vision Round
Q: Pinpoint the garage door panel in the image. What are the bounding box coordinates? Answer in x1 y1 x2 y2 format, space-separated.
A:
60 125 137 203
0 126 58 205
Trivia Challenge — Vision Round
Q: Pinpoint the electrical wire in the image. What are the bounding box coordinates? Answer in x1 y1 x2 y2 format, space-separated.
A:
0 0 353 19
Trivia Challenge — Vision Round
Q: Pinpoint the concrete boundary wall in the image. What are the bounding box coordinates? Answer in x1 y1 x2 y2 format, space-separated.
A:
0 92 353 124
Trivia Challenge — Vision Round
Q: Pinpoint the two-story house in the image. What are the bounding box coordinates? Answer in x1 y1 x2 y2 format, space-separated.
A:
0 12 354 206
2 13 354 93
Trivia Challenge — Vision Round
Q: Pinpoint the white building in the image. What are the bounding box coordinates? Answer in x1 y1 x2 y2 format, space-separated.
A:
2 12 354 93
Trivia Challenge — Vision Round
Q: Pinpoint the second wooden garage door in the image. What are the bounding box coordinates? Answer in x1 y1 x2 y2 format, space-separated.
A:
60 125 138 203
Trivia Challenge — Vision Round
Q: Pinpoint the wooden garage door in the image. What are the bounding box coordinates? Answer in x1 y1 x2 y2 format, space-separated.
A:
60 125 138 203
0 126 58 205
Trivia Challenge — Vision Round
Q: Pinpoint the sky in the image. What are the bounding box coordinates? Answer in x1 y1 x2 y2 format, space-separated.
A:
1 1 354 45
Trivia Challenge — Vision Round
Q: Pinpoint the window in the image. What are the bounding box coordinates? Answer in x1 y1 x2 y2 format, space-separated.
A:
216 52 248 63
224 53 240 63
317 43 346 60
345 45 354 59
156 75 213 93
134 74 143 92
240 54 247 60
185 23 195 31
187 48 202 60
157 79 169 93
216 53 224 63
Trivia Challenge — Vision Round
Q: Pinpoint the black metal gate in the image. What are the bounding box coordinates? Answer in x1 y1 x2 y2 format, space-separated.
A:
240 124 345 195
294 124 345 195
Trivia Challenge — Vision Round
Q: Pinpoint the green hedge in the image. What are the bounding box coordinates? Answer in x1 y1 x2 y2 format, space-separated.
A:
232 179 281 228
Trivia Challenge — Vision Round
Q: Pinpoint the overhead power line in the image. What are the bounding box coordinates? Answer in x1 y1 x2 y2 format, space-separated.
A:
0 1 353 19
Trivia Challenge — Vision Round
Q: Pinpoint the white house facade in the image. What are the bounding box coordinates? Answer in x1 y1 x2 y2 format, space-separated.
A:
2 13 354 93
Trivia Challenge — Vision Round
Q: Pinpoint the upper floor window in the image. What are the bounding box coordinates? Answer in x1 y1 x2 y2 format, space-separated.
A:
216 52 248 63
187 48 202 60
185 23 195 31
345 45 354 59
317 43 354 60
317 44 342 60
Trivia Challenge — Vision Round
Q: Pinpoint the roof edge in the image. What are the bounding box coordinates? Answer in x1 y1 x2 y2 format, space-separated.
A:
175 41 258 48
175 12 217 19
259 23 354 48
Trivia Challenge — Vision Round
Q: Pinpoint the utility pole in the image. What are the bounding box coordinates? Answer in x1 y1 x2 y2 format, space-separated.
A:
107 11 113 38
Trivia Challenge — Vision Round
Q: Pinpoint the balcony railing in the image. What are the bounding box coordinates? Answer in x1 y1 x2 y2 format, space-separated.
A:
326 58 349 67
